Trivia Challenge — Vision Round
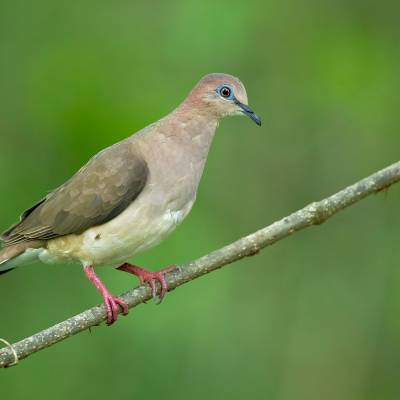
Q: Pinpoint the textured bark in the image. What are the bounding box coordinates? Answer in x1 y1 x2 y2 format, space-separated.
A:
1 160 400 368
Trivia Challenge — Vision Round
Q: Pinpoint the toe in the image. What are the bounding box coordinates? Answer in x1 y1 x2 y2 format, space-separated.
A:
115 298 129 315
106 308 115 325
109 302 118 325
158 276 168 303
104 300 114 325
162 265 178 274
148 279 157 299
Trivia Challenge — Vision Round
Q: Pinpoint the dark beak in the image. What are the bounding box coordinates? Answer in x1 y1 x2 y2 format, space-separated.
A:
234 98 262 126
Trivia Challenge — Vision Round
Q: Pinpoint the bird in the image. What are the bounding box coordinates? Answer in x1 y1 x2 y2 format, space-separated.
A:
0 73 261 324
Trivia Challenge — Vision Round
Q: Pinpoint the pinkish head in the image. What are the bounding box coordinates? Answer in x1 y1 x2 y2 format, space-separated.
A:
186 73 261 125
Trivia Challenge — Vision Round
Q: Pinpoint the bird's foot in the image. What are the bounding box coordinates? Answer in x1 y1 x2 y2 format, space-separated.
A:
103 294 129 325
84 266 129 325
118 263 177 303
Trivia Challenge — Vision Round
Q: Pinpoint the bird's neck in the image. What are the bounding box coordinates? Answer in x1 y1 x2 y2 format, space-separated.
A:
167 101 220 151
150 103 219 192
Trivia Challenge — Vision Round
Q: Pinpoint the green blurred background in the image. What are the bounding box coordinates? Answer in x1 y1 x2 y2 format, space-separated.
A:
1 0 400 399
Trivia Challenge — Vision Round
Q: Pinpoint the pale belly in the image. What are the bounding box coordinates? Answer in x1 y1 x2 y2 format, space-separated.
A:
39 196 194 267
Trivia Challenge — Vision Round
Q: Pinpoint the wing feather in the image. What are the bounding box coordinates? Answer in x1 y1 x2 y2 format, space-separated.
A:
1 141 148 245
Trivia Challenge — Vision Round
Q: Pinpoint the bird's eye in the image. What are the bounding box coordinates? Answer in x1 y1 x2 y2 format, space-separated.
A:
219 86 232 98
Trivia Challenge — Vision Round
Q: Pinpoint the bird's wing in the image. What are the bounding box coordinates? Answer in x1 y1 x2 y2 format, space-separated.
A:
1 141 148 245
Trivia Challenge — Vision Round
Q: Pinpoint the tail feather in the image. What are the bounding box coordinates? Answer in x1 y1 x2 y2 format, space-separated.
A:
0 268 14 275
0 248 13 267
0 240 45 273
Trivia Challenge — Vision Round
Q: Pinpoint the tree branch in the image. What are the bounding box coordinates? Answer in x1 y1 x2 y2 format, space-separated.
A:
1 160 400 368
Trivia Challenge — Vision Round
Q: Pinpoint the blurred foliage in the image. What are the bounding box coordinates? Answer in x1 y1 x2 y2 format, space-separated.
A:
1 0 400 399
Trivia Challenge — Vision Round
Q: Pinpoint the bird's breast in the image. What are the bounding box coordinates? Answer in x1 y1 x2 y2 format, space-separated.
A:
44 189 194 267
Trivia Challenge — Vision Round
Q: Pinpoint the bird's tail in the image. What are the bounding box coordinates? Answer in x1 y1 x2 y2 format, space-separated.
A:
0 267 14 275
0 241 44 274
0 247 17 275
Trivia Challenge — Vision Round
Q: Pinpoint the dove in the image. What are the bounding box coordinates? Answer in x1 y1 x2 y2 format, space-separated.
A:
0 73 261 324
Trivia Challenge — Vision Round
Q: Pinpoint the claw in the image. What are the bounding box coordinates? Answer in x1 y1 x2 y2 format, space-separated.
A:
118 263 177 302
105 295 129 325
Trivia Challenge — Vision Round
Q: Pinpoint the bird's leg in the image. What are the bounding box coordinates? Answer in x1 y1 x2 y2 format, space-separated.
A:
84 266 129 325
117 263 177 302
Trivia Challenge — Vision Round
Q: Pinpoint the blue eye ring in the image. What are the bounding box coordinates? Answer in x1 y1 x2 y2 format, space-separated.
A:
216 85 234 100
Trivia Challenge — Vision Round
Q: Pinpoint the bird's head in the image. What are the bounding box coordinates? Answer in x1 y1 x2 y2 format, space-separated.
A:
185 73 261 126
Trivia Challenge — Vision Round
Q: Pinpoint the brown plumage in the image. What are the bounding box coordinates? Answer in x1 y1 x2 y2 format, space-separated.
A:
2 144 148 246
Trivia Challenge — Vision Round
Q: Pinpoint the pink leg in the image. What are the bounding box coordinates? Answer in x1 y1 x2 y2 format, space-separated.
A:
117 263 177 302
84 266 129 325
